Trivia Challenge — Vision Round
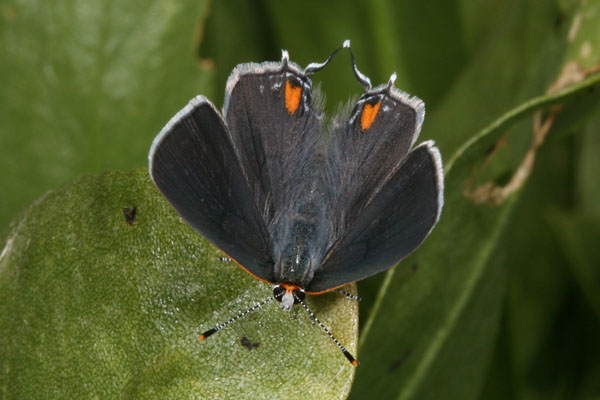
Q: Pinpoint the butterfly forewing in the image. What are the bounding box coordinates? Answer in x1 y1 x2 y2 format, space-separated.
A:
149 96 275 283
309 141 443 293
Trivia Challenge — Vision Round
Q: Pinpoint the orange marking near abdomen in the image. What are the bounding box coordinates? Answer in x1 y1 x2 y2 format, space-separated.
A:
360 101 381 132
285 80 302 115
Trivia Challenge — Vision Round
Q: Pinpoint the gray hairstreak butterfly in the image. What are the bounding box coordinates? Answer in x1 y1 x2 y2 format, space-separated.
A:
149 40 444 366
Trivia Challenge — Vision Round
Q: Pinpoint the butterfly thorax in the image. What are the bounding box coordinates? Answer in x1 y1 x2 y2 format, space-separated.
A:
272 163 331 289
277 219 317 285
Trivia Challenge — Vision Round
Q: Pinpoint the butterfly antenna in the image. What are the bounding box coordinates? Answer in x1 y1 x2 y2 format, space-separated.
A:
335 289 361 302
344 40 372 91
304 40 348 76
296 296 358 366
199 296 275 340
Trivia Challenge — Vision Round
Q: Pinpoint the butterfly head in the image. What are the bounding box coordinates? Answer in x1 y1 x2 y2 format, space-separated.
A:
273 282 306 311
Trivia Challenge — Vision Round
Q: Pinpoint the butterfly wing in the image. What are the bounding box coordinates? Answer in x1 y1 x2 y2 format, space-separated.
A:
149 96 275 283
223 54 324 228
306 86 443 293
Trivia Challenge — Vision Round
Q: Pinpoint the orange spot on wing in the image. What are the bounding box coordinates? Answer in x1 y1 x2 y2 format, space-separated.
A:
285 80 302 115
360 101 381 132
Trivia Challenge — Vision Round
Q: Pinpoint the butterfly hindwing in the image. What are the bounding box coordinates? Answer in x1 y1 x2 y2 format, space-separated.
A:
308 82 441 293
223 55 324 228
326 84 425 235
149 96 275 283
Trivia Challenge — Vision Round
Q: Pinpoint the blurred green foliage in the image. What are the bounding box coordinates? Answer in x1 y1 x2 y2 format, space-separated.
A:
1 0 599 399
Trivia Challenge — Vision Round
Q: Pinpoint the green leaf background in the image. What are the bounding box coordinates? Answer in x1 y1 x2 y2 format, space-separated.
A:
1 0 599 399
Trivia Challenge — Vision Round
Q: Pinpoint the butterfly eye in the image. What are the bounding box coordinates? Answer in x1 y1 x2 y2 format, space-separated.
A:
272 285 286 300
293 289 306 303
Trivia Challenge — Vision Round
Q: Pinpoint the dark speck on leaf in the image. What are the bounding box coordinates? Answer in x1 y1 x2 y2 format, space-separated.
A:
411 263 419 274
389 349 412 372
123 207 137 225
241 336 260 350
